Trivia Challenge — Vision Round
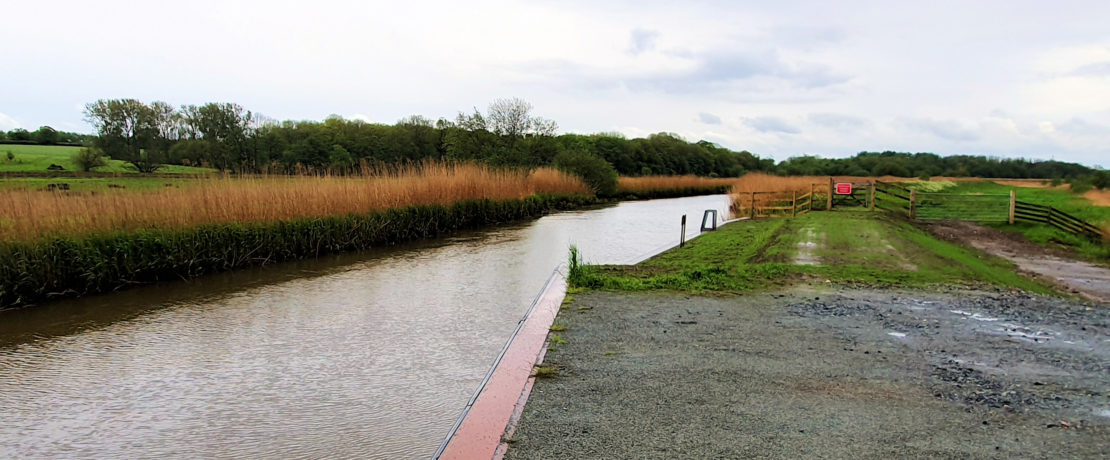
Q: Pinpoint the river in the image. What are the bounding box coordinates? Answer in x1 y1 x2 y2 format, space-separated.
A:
0 194 729 458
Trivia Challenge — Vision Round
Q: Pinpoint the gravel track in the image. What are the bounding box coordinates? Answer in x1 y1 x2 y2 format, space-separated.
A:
505 287 1110 459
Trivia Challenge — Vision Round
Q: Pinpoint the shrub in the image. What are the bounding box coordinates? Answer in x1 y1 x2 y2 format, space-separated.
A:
72 147 108 172
553 151 618 196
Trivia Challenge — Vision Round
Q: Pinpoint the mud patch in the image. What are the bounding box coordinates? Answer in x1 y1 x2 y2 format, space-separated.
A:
925 220 1110 303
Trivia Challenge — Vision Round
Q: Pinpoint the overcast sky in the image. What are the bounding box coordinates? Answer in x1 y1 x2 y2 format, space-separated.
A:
2 0 1109 166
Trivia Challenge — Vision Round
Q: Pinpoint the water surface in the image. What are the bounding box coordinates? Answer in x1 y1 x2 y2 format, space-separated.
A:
0 195 729 458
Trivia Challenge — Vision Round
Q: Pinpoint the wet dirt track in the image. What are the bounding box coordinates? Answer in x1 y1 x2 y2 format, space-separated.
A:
925 220 1110 303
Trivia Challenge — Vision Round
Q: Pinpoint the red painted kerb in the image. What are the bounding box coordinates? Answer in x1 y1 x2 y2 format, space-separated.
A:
435 270 567 459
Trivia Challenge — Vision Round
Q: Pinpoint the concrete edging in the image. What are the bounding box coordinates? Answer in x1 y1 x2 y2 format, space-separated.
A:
436 216 743 459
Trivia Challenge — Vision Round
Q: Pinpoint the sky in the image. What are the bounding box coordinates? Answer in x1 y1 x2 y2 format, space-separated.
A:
2 0 1109 167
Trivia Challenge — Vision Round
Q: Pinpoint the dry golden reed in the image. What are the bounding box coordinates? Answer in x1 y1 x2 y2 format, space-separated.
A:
617 175 736 192
1084 189 1110 207
0 162 589 242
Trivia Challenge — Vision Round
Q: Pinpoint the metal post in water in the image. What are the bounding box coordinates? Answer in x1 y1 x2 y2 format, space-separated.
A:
680 214 687 248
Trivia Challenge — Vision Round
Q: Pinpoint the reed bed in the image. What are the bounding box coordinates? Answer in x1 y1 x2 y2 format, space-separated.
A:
1084 189 1110 207
0 162 589 242
618 175 736 193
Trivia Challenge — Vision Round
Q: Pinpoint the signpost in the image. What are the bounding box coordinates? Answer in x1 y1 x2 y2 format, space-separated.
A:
835 183 852 195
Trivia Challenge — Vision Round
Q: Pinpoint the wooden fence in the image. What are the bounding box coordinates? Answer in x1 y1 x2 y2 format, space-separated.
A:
874 180 1105 241
1013 201 1105 241
732 189 816 219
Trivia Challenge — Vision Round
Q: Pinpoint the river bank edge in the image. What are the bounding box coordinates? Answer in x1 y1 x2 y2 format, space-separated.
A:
0 186 730 310
435 216 739 459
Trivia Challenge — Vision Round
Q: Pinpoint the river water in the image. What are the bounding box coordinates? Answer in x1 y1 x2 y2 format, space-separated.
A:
0 195 729 458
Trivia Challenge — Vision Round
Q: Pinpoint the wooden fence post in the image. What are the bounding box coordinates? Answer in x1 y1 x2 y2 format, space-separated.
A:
869 180 876 211
750 192 756 219
792 190 797 217
809 183 815 211
909 189 917 220
827 177 834 210
1008 189 1016 225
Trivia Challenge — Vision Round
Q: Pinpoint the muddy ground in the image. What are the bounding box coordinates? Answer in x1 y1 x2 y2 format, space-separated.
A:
505 288 1110 459
925 220 1110 303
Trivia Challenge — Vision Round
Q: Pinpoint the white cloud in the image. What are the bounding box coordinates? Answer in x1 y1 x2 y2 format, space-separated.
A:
697 112 721 125
0 0 1108 166
0 112 19 131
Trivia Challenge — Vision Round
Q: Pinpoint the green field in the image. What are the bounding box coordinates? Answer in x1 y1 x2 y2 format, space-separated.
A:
570 210 1056 294
0 177 203 192
942 181 1110 261
0 144 212 174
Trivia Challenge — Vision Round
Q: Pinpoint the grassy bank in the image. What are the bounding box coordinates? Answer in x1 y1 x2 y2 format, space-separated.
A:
569 210 1054 294
0 144 212 174
0 194 594 308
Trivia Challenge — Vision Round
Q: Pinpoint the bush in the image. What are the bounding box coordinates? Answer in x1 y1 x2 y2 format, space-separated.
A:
553 151 618 196
72 147 108 172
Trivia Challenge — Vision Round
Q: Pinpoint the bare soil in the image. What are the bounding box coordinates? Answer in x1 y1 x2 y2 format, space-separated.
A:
924 220 1110 303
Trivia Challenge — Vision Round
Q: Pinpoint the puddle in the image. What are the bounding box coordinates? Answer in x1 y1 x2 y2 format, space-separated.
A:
1098 409 1110 418
887 332 907 338
794 227 820 266
950 310 1000 322
997 323 1056 343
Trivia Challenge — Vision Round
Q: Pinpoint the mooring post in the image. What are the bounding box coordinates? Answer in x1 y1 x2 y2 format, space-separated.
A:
909 189 917 220
869 180 876 211
792 190 797 217
827 177 834 210
1008 189 1016 225
680 214 687 247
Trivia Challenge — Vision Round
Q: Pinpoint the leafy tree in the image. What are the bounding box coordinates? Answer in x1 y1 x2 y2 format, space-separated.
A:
83 99 171 172
180 103 252 171
8 128 31 141
34 126 59 145
72 147 108 172
553 150 618 196
328 144 354 171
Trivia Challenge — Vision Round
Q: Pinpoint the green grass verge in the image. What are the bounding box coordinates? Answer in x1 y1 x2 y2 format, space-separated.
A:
0 144 213 174
570 210 1056 294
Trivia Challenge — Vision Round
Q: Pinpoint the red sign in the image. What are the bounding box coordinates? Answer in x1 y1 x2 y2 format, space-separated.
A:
835 183 852 194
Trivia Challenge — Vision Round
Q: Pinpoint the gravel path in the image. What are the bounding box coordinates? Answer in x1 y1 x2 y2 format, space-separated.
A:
505 287 1110 459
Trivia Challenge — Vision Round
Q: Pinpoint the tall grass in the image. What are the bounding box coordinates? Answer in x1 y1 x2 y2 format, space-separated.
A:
0 162 589 242
618 175 735 194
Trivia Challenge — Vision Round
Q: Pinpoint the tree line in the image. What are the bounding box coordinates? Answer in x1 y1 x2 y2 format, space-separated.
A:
0 127 93 145
75 98 1106 190
776 151 1108 190
80 98 766 176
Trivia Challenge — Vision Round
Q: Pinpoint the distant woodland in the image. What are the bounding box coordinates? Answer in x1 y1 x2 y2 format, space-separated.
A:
8 98 1105 188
